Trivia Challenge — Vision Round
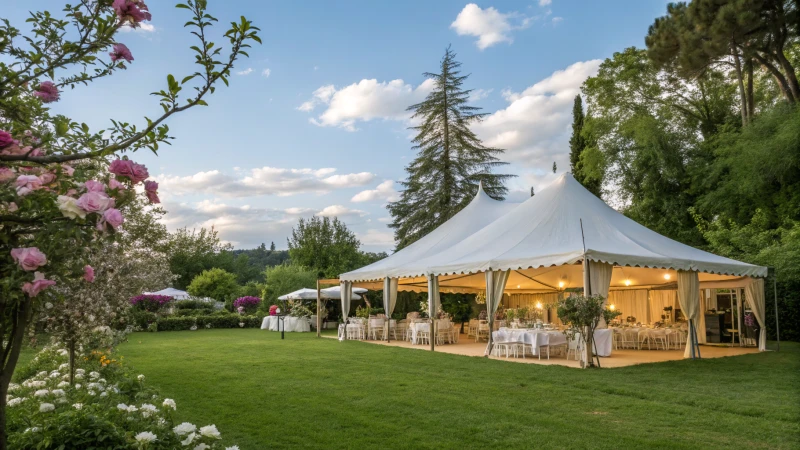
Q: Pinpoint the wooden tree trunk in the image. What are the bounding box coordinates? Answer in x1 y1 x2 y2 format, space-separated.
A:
0 300 33 450
68 340 76 385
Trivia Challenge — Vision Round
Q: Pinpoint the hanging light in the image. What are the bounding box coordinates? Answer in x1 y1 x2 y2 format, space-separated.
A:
624 280 631 286
517 284 521 289
610 304 616 311
664 273 671 280
535 302 543 310
558 281 565 288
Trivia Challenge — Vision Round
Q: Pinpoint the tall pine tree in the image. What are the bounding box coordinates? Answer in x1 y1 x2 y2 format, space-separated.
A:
568 94 601 197
388 47 512 250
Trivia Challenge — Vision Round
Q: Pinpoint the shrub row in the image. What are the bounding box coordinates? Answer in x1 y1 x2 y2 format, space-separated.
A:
154 314 262 332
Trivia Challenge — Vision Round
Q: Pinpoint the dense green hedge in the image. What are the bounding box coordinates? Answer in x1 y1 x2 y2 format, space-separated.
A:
154 314 262 332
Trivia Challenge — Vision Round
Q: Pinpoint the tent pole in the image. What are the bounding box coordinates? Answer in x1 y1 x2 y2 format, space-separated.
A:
773 273 780 351
689 320 696 359
316 280 321 338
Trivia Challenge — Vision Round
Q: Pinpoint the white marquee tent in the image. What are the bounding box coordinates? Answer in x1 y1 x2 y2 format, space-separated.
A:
144 288 191 300
339 173 770 356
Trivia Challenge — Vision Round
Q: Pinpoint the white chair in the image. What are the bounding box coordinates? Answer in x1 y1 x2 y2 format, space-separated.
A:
467 319 478 339
566 336 582 361
475 321 489 342
451 324 461 343
650 329 669 350
368 318 385 340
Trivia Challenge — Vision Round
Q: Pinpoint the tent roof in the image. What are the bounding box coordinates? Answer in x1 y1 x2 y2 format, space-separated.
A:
340 182 519 282
342 173 767 285
278 287 364 300
145 288 190 299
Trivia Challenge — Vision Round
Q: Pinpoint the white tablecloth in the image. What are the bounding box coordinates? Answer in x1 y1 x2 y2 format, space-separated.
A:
260 316 310 332
592 328 613 357
493 329 567 356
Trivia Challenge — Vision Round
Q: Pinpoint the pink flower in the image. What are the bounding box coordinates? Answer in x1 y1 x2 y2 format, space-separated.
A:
113 0 152 25
109 43 134 63
83 180 106 192
0 167 15 183
22 272 56 297
76 191 114 213
83 265 95 282
15 175 41 195
29 148 44 157
10 247 47 271
0 131 14 148
144 180 160 204
108 179 125 190
61 164 75 176
39 172 56 185
109 159 149 184
34 81 60 103
103 208 124 229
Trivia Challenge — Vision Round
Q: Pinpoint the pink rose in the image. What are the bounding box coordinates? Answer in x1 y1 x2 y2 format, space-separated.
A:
103 208 124 229
22 272 56 297
110 43 134 63
0 131 14 148
83 180 106 192
108 179 125 190
76 191 114 213
0 167 15 183
83 265 95 282
34 81 60 103
61 165 75 176
29 148 44 157
144 180 160 203
113 0 152 25
15 174 41 190
109 159 148 184
10 247 47 271
130 162 149 183
39 172 56 185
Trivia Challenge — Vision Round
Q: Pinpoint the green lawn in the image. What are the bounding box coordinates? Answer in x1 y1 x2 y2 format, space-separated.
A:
111 330 798 449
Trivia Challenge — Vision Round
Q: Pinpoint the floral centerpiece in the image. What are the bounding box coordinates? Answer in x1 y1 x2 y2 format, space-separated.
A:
288 300 313 318
269 305 279 316
129 295 174 312
232 296 261 314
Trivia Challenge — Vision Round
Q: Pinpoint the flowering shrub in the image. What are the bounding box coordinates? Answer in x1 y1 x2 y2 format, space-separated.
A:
130 295 174 312
154 315 261 332
744 312 755 327
8 345 240 449
233 296 261 313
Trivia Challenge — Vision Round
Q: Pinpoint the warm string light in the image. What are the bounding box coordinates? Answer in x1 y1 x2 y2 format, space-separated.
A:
609 304 616 311
535 302 543 310
624 279 631 286
558 281 565 288
664 273 671 280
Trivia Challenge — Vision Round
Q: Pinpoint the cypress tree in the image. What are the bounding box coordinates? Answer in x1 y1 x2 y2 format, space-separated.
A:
568 95 585 173
388 46 512 250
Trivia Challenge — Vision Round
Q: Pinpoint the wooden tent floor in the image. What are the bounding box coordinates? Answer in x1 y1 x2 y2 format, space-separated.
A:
332 334 760 368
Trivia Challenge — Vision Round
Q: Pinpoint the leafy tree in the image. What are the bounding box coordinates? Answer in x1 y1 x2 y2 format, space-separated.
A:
165 227 232 289
262 263 317 306
287 216 363 278
0 1 258 445
568 95 601 196
388 46 513 250
557 295 621 368
187 268 240 304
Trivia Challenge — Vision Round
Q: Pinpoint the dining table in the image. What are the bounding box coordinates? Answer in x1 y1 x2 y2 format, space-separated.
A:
493 328 568 356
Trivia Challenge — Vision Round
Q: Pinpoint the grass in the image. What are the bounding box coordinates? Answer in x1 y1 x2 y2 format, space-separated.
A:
105 330 800 449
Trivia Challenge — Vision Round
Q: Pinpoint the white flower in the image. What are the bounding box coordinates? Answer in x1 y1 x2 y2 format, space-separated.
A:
199 425 221 439
34 389 49 397
23 379 46 388
173 422 196 436
74 374 84 380
58 349 68 356
98 378 107 384
117 403 128 411
180 432 196 446
87 382 103 390
100 391 108 397
8 383 20 392
134 431 157 443
88 371 100 379
140 403 158 418
162 398 176 410
57 195 87 219
87 390 96 396
8 398 24 407
56 397 68 404
225 447 241 450
49 370 60 378
75 369 85 375
58 363 69 370
57 381 69 388
37 371 47 378
73 403 83 410
194 444 209 450
24 427 40 433
125 405 138 413
51 389 65 397
75 383 82 389
137 374 145 381
39 403 55 412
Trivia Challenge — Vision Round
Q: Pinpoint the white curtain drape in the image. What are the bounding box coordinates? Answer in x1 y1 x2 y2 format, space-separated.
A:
744 278 767 351
649 290 677 323
677 270 700 358
383 277 398 318
584 260 614 328
340 280 352 322
427 275 440 318
485 269 510 355
707 289 718 310
608 290 649 323
697 290 707 344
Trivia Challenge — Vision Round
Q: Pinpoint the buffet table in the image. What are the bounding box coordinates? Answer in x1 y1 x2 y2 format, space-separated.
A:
260 315 311 332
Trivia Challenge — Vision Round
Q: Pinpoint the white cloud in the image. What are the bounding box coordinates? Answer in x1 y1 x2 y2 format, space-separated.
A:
119 23 155 33
298 79 435 131
552 17 563 25
469 88 493 102
358 229 395 247
236 68 254 76
157 167 375 198
450 4 532 50
539 0 552 6
262 68 271 77
474 59 601 169
316 205 368 218
350 180 399 203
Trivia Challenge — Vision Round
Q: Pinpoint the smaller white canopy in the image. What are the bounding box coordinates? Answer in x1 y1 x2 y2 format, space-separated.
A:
278 287 364 301
144 288 191 300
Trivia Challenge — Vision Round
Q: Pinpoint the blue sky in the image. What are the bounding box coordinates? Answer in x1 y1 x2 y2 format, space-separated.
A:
5 1 669 251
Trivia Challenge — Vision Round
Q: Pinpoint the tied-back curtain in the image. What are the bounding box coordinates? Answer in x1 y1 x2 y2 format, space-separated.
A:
744 278 767 351
697 290 707 344
383 277 398 318
485 269 510 356
585 260 613 328
427 275 440 318
677 270 700 358
340 281 352 322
